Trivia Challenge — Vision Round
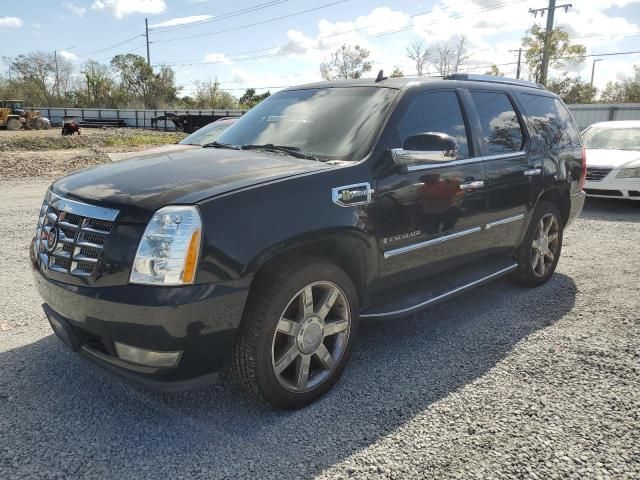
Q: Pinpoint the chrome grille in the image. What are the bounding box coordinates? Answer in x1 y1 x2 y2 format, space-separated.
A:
586 167 612 181
34 191 119 278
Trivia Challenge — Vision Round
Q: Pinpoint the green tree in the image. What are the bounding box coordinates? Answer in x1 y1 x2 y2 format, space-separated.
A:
390 66 404 78
3 51 74 106
546 76 597 104
191 78 237 109
320 44 373 81
239 88 271 109
484 64 504 76
600 65 640 103
110 54 179 108
522 25 586 85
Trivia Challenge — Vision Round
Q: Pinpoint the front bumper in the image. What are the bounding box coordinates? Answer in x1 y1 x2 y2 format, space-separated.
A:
584 175 640 200
33 263 249 391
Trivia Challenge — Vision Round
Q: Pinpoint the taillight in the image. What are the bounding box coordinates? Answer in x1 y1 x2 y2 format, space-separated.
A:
579 146 587 190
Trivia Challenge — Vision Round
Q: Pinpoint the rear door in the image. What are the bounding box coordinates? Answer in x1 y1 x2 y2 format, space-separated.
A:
464 89 540 253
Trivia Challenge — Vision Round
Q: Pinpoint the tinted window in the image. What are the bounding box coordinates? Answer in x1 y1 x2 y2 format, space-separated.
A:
521 94 581 150
397 91 470 159
217 87 398 161
471 91 524 154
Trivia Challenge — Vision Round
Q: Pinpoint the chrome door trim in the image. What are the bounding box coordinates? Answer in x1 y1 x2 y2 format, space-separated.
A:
524 168 542 176
397 150 526 172
485 213 525 229
361 264 518 318
459 180 485 190
383 226 482 259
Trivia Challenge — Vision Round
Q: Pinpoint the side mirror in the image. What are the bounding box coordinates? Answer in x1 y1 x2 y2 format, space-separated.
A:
391 132 458 169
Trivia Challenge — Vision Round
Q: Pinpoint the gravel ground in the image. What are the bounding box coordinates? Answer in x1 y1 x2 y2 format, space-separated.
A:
0 179 638 480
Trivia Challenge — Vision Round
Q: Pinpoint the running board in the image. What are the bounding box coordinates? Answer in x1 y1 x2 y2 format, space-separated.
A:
361 263 517 319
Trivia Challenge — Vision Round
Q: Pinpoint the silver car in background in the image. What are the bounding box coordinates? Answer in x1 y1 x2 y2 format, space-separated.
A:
582 121 640 201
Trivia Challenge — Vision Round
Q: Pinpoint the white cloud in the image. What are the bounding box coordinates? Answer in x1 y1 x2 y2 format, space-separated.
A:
150 15 212 28
63 1 86 17
204 53 232 64
91 0 166 19
59 50 79 61
0 16 23 30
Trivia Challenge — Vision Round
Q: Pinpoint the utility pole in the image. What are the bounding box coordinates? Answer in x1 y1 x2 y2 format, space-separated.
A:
145 18 151 66
591 58 602 87
509 48 523 79
529 1 572 85
54 50 60 102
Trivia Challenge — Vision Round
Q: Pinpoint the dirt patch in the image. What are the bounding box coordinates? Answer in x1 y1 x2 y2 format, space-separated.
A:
0 128 186 152
0 128 187 178
0 149 111 179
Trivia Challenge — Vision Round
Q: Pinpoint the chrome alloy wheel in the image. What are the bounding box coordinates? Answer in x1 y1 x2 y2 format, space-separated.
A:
271 281 351 393
531 213 560 277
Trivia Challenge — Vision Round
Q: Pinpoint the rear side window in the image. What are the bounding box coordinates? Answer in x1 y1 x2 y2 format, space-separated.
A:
520 94 581 150
397 91 470 159
470 91 524 155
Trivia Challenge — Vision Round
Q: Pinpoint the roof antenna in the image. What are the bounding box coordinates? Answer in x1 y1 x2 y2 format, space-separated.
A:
375 69 387 82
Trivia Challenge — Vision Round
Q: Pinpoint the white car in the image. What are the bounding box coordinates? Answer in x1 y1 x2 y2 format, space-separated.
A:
582 121 640 201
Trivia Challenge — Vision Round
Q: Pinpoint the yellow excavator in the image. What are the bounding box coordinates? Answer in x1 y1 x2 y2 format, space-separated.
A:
0 100 51 130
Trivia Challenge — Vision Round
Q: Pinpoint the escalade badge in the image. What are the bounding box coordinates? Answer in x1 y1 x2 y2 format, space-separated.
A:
332 183 374 207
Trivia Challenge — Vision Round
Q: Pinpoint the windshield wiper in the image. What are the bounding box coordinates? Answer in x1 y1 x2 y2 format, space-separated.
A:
241 144 320 161
202 141 241 150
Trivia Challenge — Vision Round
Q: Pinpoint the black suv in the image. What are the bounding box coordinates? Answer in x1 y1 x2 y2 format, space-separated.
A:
32 74 586 409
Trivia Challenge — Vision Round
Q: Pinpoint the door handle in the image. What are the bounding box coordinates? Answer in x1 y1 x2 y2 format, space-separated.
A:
524 168 542 176
459 180 485 190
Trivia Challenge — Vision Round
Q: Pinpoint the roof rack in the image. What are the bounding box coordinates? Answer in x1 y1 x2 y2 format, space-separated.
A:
444 74 543 89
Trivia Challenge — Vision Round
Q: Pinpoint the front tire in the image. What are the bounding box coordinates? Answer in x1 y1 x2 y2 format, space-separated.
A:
232 258 359 409
509 201 563 287
6 118 21 131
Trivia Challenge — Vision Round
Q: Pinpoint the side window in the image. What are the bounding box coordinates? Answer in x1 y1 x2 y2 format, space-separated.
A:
520 94 581 150
398 91 470 159
470 91 524 155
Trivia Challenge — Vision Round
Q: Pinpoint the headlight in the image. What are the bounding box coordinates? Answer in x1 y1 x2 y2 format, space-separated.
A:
616 167 640 178
130 206 202 285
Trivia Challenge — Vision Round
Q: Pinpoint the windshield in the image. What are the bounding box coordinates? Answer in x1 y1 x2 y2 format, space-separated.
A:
582 127 640 150
215 86 398 161
180 120 235 145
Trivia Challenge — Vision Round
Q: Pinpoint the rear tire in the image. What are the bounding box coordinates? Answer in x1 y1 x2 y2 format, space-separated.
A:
509 200 563 287
6 118 20 131
231 258 359 409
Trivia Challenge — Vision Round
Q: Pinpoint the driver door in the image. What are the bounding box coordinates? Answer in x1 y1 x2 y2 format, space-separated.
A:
374 89 489 292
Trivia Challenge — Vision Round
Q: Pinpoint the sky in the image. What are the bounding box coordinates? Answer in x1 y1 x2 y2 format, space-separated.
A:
1 0 639 97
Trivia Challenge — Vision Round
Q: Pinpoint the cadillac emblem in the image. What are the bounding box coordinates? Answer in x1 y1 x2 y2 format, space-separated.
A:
44 227 59 253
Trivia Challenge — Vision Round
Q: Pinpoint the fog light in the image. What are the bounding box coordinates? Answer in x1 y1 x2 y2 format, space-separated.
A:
114 342 181 368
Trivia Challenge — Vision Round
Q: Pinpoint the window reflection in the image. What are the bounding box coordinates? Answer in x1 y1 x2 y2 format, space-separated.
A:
471 91 524 155
521 94 581 151
397 91 470 159
216 87 397 161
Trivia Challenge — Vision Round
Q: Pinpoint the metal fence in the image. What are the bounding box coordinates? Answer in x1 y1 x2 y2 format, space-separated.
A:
25 103 640 132
567 103 640 130
24 107 245 130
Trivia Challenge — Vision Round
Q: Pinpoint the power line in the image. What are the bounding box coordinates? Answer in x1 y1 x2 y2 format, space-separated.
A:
150 0 289 33
153 0 350 44
153 0 527 65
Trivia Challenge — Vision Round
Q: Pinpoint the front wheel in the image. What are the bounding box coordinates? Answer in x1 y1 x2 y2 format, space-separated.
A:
231 258 359 409
509 201 564 287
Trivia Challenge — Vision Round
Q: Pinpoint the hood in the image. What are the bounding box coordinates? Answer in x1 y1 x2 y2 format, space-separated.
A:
52 148 331 223
106 144 199 162
585 149 640 169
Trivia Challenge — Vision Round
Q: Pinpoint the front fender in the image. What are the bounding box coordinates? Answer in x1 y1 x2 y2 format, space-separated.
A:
194 164 378 288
